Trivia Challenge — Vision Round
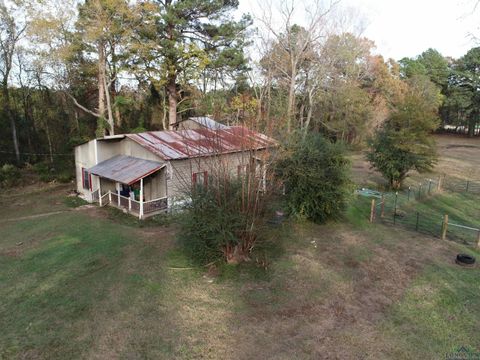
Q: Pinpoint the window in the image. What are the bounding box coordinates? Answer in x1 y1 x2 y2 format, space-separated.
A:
192 171 208 188
82 167 91 190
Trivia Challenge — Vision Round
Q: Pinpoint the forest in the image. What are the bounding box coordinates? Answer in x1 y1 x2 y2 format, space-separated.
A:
0 0 479 176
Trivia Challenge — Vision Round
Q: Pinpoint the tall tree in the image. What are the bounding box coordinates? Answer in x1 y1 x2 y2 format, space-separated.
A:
76 0 134 135
258 0 338 133
134 0 251 129
367 76 441 189
0 1 26 162
448 47 480 136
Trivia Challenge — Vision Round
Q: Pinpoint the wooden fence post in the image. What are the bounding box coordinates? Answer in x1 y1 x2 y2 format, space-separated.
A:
380 194 385 218
437 176 442 191
370 199 376 223
477 231 480 249
441 214 449 240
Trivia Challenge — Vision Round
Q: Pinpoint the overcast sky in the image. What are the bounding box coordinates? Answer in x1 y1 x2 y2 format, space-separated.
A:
238 0 479 60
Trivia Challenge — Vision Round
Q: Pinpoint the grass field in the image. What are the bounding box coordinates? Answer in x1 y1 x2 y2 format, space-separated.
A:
1 134 480 359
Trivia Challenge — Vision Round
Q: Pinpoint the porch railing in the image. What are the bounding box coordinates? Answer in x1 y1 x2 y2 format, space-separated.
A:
99 191 167 217
91 189 100 202
144 197 168 214
100 192 110 206
111 192 119 205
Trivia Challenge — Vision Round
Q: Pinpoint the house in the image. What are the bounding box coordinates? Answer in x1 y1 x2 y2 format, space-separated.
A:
74 117 276 219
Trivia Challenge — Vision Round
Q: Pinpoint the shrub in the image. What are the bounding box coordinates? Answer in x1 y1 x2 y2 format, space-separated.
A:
178 175 267 265
0 164 20 188
275 133 352 223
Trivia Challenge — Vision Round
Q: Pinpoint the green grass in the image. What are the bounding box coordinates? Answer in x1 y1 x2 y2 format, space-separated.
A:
1 184 480 358
392 192 480 245
0 212 132 358
382 254 480 358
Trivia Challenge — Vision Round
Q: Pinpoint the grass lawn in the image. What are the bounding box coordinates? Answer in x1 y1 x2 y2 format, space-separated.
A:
1 180 480 359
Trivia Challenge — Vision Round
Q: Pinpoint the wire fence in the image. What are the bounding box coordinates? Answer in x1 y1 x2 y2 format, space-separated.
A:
355 175 480 247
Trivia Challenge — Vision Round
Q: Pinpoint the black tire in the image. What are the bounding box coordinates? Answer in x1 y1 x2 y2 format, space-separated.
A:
456 254 476 265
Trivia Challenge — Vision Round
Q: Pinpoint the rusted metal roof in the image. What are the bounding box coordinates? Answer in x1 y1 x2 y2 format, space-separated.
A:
126 126 277 161
89 155 165 185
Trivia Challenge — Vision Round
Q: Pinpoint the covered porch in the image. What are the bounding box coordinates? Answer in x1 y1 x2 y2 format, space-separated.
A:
89 155 168 219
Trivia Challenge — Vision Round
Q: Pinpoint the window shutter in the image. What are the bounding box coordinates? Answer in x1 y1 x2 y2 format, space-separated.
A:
89 173 92 191
81 167 85 188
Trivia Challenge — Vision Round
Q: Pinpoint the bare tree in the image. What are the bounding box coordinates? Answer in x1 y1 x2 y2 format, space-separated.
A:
256 0 340 133
0 1 26 162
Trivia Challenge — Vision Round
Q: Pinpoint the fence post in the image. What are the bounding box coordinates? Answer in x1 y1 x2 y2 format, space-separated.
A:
370 199 376 223
108 191 112 203
415 212 419 231
128 197 132 211
441 214 449 240
466 180 470 193
437 176 442 191
428 180 432 194
407 187 411 201
380 194 385 218
418 184 422 199
477 231 480 249
393 192 398 224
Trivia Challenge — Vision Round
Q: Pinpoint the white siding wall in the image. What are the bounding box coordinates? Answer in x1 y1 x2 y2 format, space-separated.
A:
75 140 99 199
121 138 165 162
167 151 264 200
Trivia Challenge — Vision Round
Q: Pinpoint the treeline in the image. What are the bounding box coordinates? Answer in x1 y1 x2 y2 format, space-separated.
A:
0 0 478 169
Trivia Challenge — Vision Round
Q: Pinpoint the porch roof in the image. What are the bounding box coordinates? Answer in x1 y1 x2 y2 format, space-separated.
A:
89 155 165 185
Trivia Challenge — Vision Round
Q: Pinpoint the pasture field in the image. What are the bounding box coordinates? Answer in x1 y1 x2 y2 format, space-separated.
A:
0 134 479 359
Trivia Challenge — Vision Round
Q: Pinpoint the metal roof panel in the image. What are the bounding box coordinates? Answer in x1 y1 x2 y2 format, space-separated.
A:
127 126 277 160
89 155 165 185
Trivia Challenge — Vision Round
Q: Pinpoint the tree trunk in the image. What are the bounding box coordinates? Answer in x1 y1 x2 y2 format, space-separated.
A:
97 41 107 135
286 70 296 133
103 73 114 135
468 115 476 137
167 75 177 130
2 85 20 163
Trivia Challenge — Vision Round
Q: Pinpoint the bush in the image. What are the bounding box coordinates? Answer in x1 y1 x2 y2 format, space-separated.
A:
0 164 20 188
178 175 266 266
33 160 75 183
275 133 352 223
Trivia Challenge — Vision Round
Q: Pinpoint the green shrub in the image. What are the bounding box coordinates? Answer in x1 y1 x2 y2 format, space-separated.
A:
275 132 352 223
178 175 267 266
0 164 20 187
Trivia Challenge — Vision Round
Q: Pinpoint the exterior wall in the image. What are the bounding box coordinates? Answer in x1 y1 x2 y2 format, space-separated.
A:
176 119 202 130
143 169 167 200
100 178 116 195
75 140 99 200
121 138 165 162
167 150 266 201
97 140 121 163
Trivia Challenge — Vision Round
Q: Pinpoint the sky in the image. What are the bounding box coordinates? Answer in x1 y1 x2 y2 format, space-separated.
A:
238 0 479 60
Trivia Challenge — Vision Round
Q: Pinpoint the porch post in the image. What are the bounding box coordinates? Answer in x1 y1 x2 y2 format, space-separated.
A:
98 178 103 206
139 178 144 219
116 182 120 206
